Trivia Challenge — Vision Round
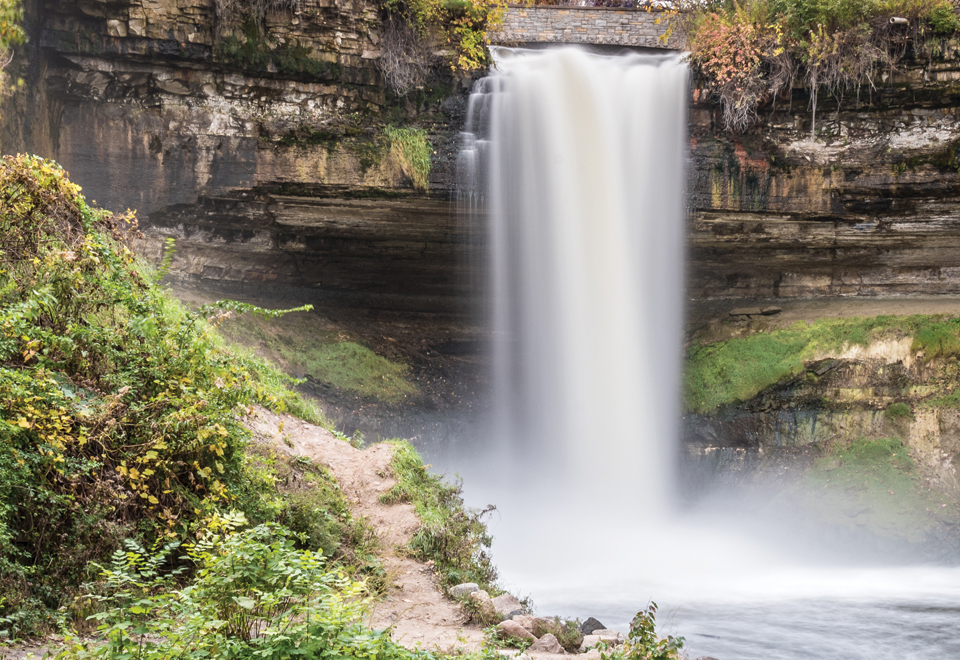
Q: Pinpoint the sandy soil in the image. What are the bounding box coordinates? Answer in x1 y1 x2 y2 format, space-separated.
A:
247 407 488 653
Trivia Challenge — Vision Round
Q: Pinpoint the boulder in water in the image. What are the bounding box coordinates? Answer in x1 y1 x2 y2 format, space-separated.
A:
580 617 606 635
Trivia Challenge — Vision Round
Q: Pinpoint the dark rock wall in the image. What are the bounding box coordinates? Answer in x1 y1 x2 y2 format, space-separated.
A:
5 0 472 310
9 0 960 309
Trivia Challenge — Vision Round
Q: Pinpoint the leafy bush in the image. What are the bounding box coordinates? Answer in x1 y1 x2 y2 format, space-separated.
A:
927 2 960 34
618 603 684 660
532 617 584 652
382 0 506 76
57 520 432 660
0 155 323 633
380 440 499 591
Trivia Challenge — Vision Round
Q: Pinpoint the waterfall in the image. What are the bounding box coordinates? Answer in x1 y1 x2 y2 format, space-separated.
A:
455 46 960 660
460 46 690 511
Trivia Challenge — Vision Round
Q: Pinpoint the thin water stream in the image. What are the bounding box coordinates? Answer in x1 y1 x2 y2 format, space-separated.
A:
454 46 960 659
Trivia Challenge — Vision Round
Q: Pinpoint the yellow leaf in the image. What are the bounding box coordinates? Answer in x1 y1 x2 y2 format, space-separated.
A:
148 496 159 504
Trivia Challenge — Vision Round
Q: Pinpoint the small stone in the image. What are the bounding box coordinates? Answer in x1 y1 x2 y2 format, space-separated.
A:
511 614 538 633
106 20 128 38
529 633 563 654
449 582 480 598
492 593 524 617
581 617 606 635
730 307 764 317
580 632 623 651
498 619 536 642
761 306 783 316
470 590 498 620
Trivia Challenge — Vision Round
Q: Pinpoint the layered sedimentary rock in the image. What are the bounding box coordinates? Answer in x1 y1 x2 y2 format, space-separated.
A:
688 54 960 300
5 0 473 309
9 0 960 309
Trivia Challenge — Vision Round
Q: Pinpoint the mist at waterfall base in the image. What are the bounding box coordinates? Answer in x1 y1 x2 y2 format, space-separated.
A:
448 47 960 660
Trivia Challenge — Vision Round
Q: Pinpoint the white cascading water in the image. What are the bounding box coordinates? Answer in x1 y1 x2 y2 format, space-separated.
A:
460 46 688 510
456 46 960 660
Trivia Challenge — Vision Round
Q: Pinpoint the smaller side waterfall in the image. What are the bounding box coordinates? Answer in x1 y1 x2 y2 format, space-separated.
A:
460 47 690 513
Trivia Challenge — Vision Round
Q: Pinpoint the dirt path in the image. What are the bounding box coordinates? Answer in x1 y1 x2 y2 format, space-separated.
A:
689 295 960 326
247 408 487 653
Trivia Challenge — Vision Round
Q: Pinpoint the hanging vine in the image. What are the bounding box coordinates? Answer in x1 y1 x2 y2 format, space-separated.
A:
379 0 507 94
685 0 960 133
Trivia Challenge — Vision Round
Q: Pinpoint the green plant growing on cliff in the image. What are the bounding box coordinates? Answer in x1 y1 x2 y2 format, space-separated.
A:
0 0 24 105
685 0 960 132
213 0 298 37
380 440 499 591
385 125 433 191
380 0 507 89
0 154 327 635
885 401 914 420
684 314 960 413
215 16 342 81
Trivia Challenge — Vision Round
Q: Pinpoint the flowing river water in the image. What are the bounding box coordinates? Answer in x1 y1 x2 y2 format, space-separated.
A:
452 46 960 659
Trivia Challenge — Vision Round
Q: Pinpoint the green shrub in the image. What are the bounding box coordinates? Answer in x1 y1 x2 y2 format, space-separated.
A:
0 155 323 634
927 2 960 34
610 603 684 660
885 401 914 420
533 617 584 652
380 440 498 591
57 520 432 660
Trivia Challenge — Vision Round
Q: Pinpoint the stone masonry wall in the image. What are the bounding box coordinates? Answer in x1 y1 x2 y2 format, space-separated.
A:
489 5 685 49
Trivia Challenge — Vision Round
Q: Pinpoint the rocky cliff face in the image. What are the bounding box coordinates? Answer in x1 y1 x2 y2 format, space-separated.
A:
688 50 960 300
9 1 960 310
5 0 473 311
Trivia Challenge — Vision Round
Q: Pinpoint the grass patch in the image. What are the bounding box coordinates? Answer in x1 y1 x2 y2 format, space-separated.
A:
218 313 417 403
804 438 950 542
384 126 432 192
885 402 914 420
379 440 498 592
685 315 960 413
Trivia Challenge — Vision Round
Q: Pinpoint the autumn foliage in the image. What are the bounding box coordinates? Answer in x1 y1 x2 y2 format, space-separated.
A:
687 0 960 132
